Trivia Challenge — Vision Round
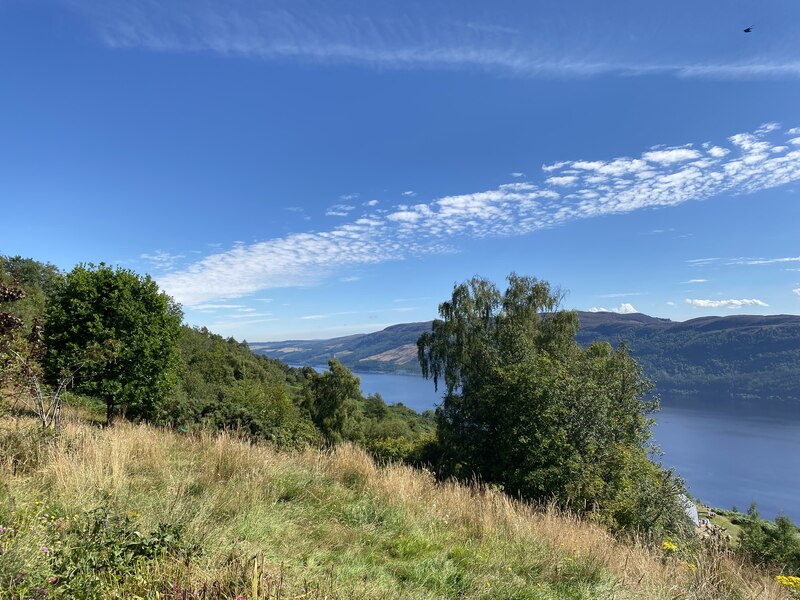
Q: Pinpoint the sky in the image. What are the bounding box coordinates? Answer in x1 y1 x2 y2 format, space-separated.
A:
2 0 800 340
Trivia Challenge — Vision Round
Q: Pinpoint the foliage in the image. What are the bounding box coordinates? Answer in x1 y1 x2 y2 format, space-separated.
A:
739 503 800 574
418 274 688 534
44 263 183 424
162 326 319 447
0 489 197 597
0 258 71 428
0 256 62 338
302 359 363 443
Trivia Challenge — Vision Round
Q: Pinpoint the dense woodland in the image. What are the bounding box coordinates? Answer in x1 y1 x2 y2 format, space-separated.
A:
1 255 799 588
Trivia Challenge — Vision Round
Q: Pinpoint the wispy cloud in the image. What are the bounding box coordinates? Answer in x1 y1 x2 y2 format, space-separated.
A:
731 256 800 266
599 292 643 298
686 298 768 309
326 204 356 217
159 124 800 306
67 1 800 80
510 172 525 178
688 256 800 267
140 250 184 271
794 288 800 297
589 303 638 314
681 279 708 284
192 303 248 311
301 311 357 320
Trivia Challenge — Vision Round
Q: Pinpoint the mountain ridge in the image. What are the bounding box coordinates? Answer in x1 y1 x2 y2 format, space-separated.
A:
250 312 800 402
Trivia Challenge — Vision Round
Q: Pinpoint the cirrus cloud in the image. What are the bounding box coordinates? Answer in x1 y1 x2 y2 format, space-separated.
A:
159 123 800 306
686 298 768 309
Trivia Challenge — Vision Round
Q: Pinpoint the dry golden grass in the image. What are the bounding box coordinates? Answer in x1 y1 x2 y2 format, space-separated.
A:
0 416 791 599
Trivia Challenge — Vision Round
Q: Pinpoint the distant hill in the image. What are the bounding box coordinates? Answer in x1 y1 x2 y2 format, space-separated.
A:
251 312 800 403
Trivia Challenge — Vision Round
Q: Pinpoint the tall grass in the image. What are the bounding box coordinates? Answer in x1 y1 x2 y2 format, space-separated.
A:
0 416 789 599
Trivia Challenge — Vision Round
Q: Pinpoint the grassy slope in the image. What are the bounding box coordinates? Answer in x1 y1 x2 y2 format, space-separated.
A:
0 416 790 600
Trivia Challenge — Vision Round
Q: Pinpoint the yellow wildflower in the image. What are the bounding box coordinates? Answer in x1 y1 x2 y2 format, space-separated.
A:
661 539 678 553
776 575 800 591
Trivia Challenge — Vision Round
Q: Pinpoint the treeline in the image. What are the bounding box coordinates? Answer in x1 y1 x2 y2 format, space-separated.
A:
0 257 434 462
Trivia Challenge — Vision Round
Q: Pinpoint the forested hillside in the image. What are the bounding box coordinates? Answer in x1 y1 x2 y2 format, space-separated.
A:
252 312 800 402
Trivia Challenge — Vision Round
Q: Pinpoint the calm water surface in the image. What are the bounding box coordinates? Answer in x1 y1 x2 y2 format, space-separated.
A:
353 371 800 521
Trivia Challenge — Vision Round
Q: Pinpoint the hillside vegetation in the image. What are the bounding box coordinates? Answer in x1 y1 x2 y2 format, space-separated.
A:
0 417 791 600
252 312 800 403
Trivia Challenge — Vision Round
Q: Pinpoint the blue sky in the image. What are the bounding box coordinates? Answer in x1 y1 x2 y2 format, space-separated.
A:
2 0 800 340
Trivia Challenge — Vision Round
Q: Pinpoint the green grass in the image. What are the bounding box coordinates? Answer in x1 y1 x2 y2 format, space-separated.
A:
0 416 790 599
697 506 744 546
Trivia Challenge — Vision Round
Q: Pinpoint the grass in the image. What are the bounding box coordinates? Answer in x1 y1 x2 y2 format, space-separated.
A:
697 506 744 546
0 412 792 599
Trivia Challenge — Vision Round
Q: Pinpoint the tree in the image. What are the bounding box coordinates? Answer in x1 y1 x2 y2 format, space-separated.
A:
418 274 686 533
740 503 800 573
302 359 362 443
44 264 182 424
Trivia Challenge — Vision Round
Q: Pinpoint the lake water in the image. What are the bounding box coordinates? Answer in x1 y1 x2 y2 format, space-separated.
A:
353 371 800 521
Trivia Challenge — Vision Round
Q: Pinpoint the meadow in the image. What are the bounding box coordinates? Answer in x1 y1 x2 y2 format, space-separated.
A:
0 413 791 599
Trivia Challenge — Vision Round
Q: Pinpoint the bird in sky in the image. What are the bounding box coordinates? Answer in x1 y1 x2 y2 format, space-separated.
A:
743 26 753 33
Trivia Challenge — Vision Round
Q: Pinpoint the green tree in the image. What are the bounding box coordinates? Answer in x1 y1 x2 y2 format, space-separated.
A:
418 274 685 533
302 359 362 443
740 503 800 573
44 264 182 424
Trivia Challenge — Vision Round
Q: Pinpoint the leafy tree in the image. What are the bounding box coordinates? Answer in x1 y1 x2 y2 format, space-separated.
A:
0 256 62 333
44 264 182 424
159 326 318 446
418 274 686 533
302 359 362 443
740 503 800 573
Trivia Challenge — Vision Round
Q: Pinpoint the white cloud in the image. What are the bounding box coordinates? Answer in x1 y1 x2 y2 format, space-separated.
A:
546 175 578 186
401 190 417 197
685 298 768 309
788 128 800 135
326 204 355 216
793 288 800 296
642 148 701 164
339 193 359 201
589 303 638 314
364 199 379 206
731 256 800 266
140 250 185 271
386 210 422 223
191 303 248 311
159 123 800 306
707 146 730 158
666 301 676 306
681 279 708 284
756 122 781 135
301 311 357 320
599 292 643 298
510 172 525 178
